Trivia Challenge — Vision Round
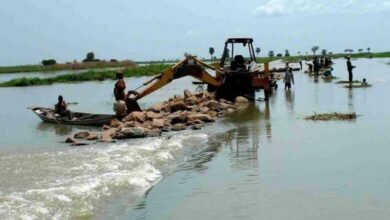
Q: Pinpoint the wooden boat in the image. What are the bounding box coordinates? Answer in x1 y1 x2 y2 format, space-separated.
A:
31 107 115 126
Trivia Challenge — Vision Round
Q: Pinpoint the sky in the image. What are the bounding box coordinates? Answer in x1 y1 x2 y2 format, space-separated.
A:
0 0 389 66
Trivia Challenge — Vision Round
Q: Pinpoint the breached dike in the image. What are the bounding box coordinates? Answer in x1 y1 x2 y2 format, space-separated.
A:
67 90 249 144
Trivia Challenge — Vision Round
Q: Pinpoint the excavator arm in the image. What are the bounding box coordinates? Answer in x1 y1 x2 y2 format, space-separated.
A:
135 57 222 100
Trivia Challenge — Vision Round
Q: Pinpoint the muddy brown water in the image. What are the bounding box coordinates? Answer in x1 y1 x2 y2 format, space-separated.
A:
0 58 390 219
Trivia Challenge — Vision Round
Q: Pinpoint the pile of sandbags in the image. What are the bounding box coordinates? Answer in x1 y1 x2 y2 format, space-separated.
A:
66 90 249 145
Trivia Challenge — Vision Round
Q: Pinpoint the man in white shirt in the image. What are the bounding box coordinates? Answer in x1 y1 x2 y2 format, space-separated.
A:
284 68 295 90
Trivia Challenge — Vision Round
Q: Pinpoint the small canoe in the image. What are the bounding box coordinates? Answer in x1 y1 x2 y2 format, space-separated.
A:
31 107 115 126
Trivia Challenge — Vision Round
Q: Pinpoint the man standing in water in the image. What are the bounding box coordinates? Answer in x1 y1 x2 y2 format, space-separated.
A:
114 70 126 101
299 59 303 70
284 68 295 90
346 57 356 83
313 57 320 75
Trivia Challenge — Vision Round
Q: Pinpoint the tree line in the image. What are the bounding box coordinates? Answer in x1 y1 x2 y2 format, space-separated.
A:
41 51 119 66
206 46 372 60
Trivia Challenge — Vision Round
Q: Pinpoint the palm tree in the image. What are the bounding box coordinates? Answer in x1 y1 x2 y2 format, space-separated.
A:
321 49 327 56
311 46 319 55
209 47 215 60
255 47 261 56
268 51 274 58
367 47 371 53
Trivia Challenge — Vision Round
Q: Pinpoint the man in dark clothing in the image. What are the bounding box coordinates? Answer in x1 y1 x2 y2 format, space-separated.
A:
324 57 330 68
313 57 320 75
346 57 355 83
299 60 303 70
54 95 71 119
114 71 126 101
320 57 325 69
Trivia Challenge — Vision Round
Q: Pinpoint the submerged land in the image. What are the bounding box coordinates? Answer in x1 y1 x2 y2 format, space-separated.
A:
0 51 389 87
0 64 169 87
0 60 136 74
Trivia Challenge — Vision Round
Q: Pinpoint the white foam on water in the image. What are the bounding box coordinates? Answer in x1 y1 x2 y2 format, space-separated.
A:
0 132 208 219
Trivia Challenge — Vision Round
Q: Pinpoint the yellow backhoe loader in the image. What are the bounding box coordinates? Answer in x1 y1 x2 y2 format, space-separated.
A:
130 38 270 111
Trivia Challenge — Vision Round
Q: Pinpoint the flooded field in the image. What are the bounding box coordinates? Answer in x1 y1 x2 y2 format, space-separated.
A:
1 58 390 219
0 67 123 83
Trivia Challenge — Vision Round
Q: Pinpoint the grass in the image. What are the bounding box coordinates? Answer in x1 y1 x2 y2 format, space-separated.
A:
0 60 136 74
305 112 357 121
322 76 338 80
336 80 361 84
344 84 372 88
0 64 170 87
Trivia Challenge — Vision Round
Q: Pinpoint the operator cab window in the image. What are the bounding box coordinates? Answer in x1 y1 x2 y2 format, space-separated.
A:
222 41 253 72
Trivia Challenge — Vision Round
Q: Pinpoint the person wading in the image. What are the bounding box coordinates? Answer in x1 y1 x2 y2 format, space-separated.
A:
284 68 295 90
346 57 356 83
114 70 126 101
313 57 320 75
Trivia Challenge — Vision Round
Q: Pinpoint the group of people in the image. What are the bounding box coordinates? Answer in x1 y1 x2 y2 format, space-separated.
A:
279 56 356 91
52 71 141 120
305 56 333 75
113 71 141 120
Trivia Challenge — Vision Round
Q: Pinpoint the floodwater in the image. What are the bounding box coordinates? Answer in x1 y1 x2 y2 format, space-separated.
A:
1 58 390 219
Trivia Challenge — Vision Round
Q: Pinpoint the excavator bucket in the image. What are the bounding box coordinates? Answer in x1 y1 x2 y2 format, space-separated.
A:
126 98 142 113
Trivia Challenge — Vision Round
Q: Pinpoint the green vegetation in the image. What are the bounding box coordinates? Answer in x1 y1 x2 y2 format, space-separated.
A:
83 52 96 62
0 64 169 87
0 60 136 74
41 59 57 66
336 80 361 84
331 51 390 59
305 112 357 121
344 84 372 88
254 51 390 64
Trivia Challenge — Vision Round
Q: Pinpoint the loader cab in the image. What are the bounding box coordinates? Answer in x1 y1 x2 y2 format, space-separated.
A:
220 38 257 72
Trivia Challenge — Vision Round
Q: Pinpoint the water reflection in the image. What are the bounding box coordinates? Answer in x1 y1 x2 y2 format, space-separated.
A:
348 88 354 112
264 102 272 139
179 104 272 172
36 122 74 136
36 122 97 136
313 75 319 83
285 90 295 113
